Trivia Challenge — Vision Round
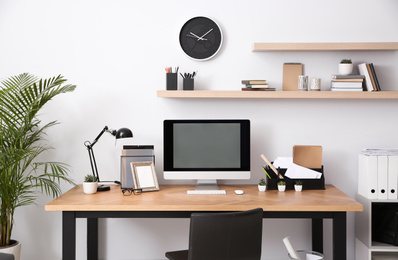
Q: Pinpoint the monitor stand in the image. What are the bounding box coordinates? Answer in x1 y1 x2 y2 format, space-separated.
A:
195 179 220 190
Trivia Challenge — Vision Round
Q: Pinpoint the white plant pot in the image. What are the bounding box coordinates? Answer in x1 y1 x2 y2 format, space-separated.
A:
83 182 98 194
294 185 303 192
278 185 286 192
339 63 353 75
258 185 266 192
0 240 21 260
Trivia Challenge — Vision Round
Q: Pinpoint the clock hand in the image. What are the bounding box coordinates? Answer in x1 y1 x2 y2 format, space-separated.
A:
190 32 207 41
199 28 213 40
186 34 199 39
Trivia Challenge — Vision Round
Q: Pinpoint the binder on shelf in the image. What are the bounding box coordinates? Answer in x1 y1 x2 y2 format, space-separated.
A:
377 156 388 200
358 154 378 199
388 155 398 200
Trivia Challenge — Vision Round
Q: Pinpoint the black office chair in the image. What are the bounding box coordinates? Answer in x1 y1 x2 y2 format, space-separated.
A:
165 208 263 260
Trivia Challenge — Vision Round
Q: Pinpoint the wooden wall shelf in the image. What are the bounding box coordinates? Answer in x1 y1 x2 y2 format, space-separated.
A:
252 42 398 52
157 90 398 99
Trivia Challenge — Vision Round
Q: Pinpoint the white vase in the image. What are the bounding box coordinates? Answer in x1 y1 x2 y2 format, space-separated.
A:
278 185 286 192
83 182 98 194
258 185 266 192
339 63 353 75
294 185 303 192
0 240 21 260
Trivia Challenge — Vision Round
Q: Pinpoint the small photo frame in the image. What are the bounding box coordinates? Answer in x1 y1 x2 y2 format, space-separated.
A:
130 161 159 192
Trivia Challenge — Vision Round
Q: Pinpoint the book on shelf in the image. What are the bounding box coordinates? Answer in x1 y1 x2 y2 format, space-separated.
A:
331 81 363 89
331 88 363 92
241 87 276 91
331 74 365 80
330 75 364 91
245 84 270 88
358 63 381 91
241 80 266 85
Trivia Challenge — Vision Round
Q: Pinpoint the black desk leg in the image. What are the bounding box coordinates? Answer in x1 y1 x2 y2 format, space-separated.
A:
63 211 76 260
333 212 347 260
87 218 98 260
312 218 323 254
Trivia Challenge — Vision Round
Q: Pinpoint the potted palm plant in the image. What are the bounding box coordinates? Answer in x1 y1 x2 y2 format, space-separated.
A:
0 73 76 259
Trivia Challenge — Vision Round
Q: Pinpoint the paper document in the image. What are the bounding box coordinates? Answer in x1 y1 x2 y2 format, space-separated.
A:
285 163 322 179
273 157 293 168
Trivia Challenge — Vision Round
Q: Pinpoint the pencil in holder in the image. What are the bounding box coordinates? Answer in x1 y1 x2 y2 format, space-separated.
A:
166 73 177 90
183 78 194 91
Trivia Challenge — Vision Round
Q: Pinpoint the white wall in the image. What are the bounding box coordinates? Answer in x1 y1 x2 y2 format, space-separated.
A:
1 0 398 259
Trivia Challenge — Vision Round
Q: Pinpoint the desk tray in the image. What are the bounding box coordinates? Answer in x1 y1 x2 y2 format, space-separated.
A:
266 166 325 190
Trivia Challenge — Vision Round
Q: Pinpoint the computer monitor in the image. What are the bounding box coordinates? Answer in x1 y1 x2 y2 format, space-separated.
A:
163 119 250 189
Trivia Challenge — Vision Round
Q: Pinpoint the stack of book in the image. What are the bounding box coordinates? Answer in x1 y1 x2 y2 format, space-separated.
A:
358 63 381 91
330 75 365 92
241 80 275 91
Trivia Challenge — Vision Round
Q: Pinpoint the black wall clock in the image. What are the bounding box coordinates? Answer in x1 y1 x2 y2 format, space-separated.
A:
179 16 223 61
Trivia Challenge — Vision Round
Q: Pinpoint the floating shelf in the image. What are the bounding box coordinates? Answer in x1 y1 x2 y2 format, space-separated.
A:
157 90 398 99
252 42 398 52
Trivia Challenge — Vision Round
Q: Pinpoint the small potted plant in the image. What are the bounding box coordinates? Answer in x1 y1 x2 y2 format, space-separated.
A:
277 181 286 192
294 180 303 192
339 59 353 75
83 174 98 194
258 178 266 192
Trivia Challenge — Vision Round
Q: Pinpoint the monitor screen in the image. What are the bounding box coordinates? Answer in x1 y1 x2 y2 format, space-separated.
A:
163 119 250 188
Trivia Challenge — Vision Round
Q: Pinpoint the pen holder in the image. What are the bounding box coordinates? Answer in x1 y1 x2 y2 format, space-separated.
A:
166 73 177 90
183 78 194 91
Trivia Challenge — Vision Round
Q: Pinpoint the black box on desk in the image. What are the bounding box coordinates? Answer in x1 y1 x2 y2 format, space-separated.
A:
120 145 155 189
266 166 325 190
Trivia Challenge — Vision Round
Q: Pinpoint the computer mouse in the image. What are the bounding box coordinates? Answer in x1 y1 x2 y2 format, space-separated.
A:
235 190 244 195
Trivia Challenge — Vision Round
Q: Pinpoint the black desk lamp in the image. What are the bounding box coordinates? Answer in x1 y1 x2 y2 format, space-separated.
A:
84 126 133 191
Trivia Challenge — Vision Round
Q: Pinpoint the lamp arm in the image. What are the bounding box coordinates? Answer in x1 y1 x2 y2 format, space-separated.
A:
89 126 109 148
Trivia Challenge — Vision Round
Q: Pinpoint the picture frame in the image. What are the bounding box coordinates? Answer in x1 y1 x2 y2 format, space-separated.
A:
130 161 159 192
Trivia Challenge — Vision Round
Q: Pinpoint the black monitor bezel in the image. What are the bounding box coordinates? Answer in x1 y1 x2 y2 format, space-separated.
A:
163 119 250 171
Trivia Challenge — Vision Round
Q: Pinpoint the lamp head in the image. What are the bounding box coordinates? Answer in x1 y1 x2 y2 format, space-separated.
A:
114 128 133 139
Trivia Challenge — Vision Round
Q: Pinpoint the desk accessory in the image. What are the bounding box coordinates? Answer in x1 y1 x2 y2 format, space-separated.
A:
310 78 321 91
180 72 196 90
234 190 244 195
261 154 283 179
121 188 142 196
267 166 325 190
130 161 159 192
293 145 322 168
84 126 133 191
166 67 178 90
298 75 308 91
283 236 300 260
179 16 223 61
121 145 155 189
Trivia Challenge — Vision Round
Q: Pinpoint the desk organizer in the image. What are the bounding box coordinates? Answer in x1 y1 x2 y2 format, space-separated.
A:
266 166 325 190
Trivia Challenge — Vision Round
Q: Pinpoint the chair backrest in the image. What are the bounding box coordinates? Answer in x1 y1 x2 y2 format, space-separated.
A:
188 208 263 260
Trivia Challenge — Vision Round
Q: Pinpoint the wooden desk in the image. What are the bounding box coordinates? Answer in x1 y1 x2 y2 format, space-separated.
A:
46 184 363 260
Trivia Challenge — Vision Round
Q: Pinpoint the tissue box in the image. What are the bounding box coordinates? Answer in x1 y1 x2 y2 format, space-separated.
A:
266 166 325 190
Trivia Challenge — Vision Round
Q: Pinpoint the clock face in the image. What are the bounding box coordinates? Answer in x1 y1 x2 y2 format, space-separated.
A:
179 16 223 61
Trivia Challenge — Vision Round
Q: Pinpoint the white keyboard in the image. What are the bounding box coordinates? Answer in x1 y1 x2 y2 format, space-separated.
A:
187 190 227 195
